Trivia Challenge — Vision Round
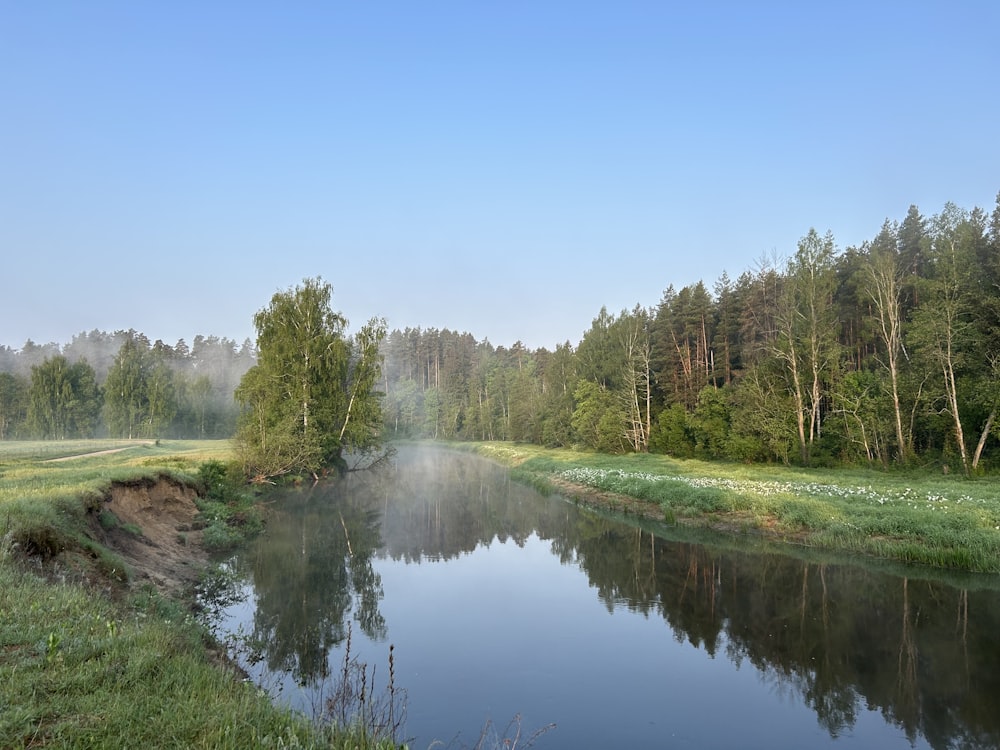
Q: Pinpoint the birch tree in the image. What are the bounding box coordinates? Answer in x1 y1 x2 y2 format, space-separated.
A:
235 277 387 481
771 230 840 464
104 338 149 439
909 204 977 474
863 221 910 462
619 305 653 451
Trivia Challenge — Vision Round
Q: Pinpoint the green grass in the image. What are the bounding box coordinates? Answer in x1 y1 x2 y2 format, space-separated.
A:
0 564 401 748
0 439 154 461
471 442 1000 573
0 440 404 749
0 440 233 558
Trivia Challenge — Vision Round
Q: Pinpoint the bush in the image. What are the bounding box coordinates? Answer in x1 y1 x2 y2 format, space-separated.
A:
196 460 264 548
197 460 243 503
649 404 695 458
202 520 244 551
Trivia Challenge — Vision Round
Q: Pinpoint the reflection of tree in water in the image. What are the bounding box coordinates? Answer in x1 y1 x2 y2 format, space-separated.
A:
378 447 560 561
239 479 386 685
375 447 1000 748
235 446 1000 748
566 522 1000 750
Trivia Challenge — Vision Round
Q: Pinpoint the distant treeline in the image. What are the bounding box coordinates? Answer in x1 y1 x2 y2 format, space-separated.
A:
6 194 1000 473
0 330 255 440
381 194 1000 474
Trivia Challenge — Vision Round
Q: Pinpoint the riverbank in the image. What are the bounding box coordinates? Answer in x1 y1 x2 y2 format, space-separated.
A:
468 442 1000 574
0 440 400 748
5 439 999 745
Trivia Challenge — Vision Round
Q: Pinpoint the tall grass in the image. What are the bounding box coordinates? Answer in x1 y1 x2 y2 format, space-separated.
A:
0 564 402 748
472 442 1000 573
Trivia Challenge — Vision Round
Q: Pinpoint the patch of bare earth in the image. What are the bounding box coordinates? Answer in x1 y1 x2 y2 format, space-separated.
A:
92 477 208 596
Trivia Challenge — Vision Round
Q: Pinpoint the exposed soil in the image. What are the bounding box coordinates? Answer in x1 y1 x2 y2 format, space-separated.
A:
89 476 209 597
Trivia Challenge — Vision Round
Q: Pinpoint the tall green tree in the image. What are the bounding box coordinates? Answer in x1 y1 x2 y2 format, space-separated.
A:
143 350 178 437
897 204 930 311
618 305 653 451
0 372 28 440
27 356 101 439
234 277 386 480
712 271 743 385
339 316 388 454
651 283 715 409
772 229 840 463
909 204 979 474
537 343 577 448
575 306 649 452
104 337 150 439
863 221 910 463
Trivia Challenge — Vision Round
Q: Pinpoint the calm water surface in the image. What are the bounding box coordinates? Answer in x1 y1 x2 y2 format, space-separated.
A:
206 446 1000 749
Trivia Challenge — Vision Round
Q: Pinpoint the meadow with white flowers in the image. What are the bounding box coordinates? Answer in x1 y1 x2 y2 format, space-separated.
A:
473 443 1000 573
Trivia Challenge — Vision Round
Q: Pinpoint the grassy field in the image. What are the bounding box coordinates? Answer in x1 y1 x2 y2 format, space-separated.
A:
0 439 232 567
470 442 1000 574
0 440 403 749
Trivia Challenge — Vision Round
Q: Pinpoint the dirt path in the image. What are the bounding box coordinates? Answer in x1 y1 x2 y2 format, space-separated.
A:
45 441 156 462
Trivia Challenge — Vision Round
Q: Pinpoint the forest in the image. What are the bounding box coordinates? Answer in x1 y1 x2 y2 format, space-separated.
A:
0 330 254 441
3 194 999 474
379 195 1000 474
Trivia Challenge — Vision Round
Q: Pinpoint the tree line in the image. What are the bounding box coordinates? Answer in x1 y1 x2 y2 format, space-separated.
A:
5 193 999 475
381 194 1000 474
0 330 254 440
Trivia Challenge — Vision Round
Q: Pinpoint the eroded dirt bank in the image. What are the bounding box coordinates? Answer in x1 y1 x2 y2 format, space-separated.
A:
91 476 209 595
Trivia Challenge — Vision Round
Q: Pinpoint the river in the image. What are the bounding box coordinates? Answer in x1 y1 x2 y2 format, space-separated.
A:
203 445 1000 749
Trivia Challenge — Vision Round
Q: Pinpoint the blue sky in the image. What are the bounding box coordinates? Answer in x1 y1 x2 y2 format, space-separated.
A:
2 2 998 351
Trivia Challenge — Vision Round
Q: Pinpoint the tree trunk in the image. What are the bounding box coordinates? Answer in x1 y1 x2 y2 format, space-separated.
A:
972 408 995 470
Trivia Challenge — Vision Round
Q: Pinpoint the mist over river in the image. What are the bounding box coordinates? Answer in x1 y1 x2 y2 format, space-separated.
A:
204 445 1000 749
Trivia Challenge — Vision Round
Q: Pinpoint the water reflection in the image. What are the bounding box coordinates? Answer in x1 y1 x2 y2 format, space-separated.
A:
232 483 386 683
213 445 1000 749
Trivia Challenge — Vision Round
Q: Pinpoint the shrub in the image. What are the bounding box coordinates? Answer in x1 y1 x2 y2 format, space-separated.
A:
202 520 244 551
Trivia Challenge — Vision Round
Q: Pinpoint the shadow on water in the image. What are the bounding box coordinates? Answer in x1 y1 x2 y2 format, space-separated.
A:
206 445 1000 749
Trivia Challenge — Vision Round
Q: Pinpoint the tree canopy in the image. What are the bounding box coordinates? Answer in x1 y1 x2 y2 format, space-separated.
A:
234 277 387 481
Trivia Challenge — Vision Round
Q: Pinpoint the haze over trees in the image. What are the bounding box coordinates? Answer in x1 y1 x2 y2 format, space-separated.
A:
4 192 1000 475
0 329 254 440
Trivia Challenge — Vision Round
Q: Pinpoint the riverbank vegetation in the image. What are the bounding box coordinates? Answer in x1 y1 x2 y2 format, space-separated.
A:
471 442 1000 573
0 562 361 748
0 440 403 748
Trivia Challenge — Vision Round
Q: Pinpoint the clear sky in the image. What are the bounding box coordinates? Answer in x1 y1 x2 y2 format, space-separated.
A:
2 2 998 352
